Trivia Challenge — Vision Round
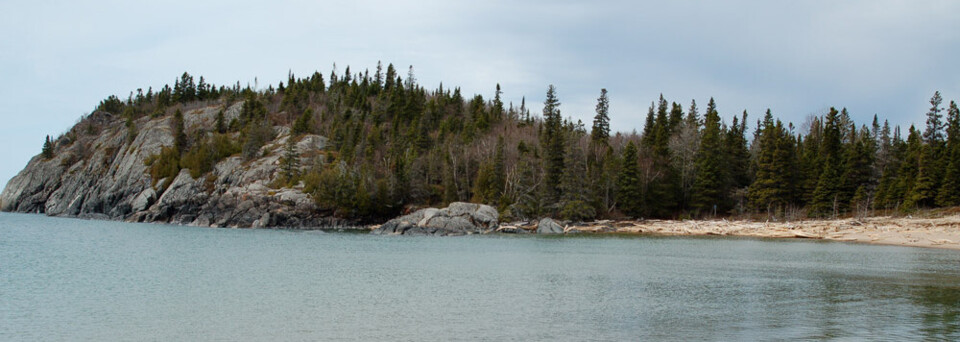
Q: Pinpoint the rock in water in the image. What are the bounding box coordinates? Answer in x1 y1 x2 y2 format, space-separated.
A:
372 202 499 236
536 218 564 234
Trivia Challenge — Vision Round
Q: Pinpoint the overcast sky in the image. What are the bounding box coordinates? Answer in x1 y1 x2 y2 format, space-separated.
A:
2 0 959 190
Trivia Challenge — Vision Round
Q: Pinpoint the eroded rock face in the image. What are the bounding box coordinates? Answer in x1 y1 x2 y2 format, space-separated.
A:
372 202 499 236
0 103 350 229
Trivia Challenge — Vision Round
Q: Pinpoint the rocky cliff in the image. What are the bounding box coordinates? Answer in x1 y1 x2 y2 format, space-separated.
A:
0 102 353 228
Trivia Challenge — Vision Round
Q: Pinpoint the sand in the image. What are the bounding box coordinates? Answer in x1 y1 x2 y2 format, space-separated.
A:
505 215 960 250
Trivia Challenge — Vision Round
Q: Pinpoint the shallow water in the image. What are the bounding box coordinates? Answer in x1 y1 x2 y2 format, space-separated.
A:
1 212 958 341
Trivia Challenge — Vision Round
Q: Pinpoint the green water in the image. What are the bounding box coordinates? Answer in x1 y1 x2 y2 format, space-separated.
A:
1 212 958 340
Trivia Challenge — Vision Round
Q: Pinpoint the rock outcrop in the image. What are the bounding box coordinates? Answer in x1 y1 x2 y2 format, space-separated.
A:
536 218 565 234
1 102 353 229
371 202 499 236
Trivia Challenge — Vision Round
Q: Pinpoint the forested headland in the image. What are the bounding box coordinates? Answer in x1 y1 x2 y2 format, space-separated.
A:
36 63 960 222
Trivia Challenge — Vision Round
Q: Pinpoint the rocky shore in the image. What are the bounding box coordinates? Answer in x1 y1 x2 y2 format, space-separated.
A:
0 103 354 229
366 202 960 250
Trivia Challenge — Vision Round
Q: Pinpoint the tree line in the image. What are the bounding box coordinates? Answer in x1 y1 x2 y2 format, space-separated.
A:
65 63 960 222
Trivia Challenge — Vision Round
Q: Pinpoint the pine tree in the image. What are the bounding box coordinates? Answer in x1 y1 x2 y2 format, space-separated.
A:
937 101 960 206
617 141 642 218
894 127 923 210
491 136 506 207
691 103 723 215
840 126 875 211
590 88 610 145
749 111 795 216
215 109 226 134
279 138 300 186
41 135 54 159
492 84 504 123
907 92 946 208
541 85 565 208
125 113 138 143
725 110 751 190
292 108 314 135
809 108 844 216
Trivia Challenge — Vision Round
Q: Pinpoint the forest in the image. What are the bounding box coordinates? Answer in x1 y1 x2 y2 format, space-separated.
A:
74 62 960 222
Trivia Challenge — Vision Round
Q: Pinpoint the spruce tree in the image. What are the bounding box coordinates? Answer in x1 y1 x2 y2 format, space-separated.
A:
541 85 565 208
215 109 226 134
725 111 751 190
591 88 610 145
292 108 314 135
279 138 300 186
691 103 724 215
894 127 923 210
492 136 506 207
749 111 795 215
937 101 960 206
809 108 844 216
41 135 54 159
617 141 643 218
907 92 946 208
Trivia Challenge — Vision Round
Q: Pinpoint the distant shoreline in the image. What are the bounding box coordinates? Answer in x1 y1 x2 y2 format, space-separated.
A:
493 214 960 250
4 210 959 250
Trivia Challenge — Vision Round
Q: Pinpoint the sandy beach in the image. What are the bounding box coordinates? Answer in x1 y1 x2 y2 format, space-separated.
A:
501 214 960 250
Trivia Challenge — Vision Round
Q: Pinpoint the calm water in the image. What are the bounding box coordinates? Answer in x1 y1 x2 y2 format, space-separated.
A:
1 213 959 341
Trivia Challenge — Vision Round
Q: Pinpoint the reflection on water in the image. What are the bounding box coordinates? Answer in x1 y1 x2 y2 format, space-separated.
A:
1 213 959 341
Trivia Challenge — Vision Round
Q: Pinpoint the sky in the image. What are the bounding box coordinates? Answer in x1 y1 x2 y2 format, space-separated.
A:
2 0 959 191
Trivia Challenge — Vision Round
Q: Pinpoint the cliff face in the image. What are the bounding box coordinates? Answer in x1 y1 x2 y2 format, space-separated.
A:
0 102 348 228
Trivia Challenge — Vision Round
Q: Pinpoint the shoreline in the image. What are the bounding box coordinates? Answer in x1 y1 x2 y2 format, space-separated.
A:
528 215 960 250
4 210 959 250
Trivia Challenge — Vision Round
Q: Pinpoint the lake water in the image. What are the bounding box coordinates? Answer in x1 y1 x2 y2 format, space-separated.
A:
1 212 959 341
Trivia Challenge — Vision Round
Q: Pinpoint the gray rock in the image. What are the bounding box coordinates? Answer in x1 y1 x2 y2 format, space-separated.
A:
537 218 564 234
372 202 499 236
0 103 343 230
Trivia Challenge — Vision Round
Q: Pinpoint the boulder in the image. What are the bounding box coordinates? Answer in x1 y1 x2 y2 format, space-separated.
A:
372 202 499 236
537 218 564 234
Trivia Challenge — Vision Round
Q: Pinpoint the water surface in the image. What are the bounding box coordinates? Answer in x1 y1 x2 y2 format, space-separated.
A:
2 213 958 340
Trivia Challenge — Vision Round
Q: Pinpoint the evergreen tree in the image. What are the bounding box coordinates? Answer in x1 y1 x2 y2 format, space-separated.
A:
511 142 541 219
840 126 875 211
907 92 946 208
560 135 594 221
126 113 138 143
41 135 54 159
725 110 751 189
541 85 565 208
591 88 610 145
617 141 642 218
749 111 796 216
278 138 300 186
894 127 923 210
215 109 226 134
492 84 504 123
172 109 186 153
937 101 960 206
691 102 724 215
491 136 506 207
292 108 314 135
809 108 844 216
